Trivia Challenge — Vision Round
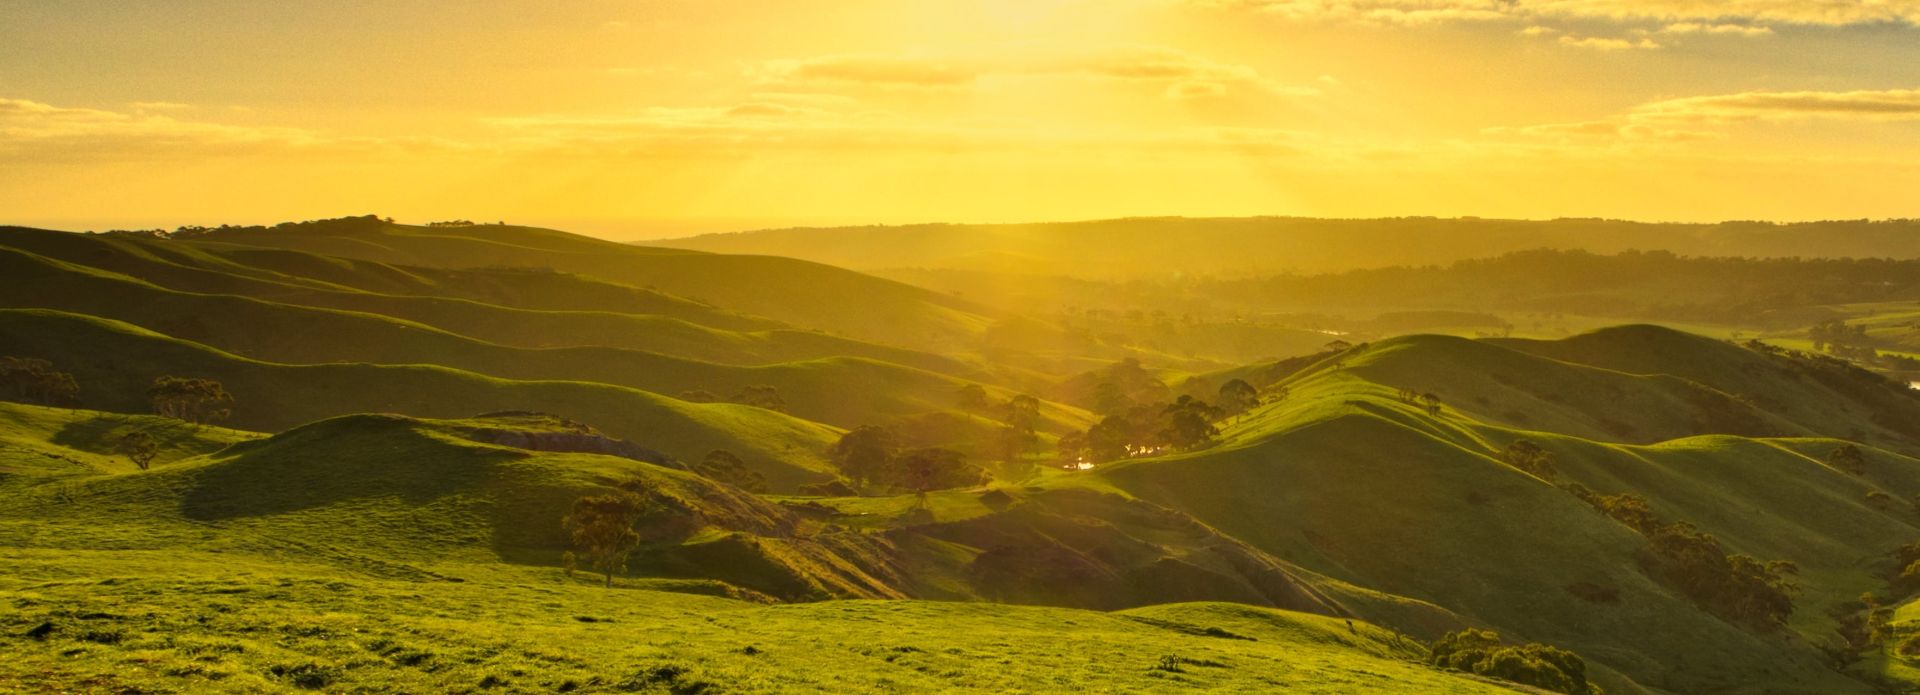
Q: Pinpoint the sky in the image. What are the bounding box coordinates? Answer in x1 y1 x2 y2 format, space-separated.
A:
4 0 1920 238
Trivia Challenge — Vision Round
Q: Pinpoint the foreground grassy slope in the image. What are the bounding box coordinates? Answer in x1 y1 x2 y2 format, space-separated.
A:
0 309 843 489
0 250 1027 429
0 409 1519 694
179 220 1005 351
1097 329 1920 694
0 568 1508 694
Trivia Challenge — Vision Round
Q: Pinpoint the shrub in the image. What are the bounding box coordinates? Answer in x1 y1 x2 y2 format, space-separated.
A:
1428 629 1598 695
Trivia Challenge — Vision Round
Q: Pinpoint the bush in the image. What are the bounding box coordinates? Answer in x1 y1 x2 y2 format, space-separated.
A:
1429 629 1599 695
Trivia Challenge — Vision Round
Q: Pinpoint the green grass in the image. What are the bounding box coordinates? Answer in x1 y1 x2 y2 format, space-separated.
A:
0 309 844 490
173 220 1005 353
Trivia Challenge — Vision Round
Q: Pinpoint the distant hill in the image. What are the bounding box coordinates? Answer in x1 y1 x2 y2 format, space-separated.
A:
655 216 1920 279
160 217 1006 352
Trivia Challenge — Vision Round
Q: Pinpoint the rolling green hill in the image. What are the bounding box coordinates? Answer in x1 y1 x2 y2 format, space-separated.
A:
1094 328 1920 693
0 225 773 330
0 309 843 490
0 250 1038 431
169 218 1005 352
0 407 1528 694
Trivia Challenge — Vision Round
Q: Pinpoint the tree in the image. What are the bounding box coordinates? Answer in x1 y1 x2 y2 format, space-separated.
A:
1217 379 1259 417
730 384 786 412
830 425 899 488
998 394 1043 463
148 376 233 424
954 384 989 422
562 492 650 588
1418 392 1443 417
898 447 985 501
1828 444 1868 476
1501 439 1557 481
116 431 158 471
694 449 766 493
0 356 79 406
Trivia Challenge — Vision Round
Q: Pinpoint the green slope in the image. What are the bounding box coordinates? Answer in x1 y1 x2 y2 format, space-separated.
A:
0 228 985 376
1095 329 1920 693
0 249 1042 430
0 409 1528 693
0 309 842 490
0 225 769 330
177 219 1004 352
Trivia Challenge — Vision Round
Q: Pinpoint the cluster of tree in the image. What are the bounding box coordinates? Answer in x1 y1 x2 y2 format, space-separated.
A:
1395 388 1443 416
1567 484 1797 630
1500 439 1558 481
1427 629 1599 695
148 376 234 424
1058 394 1228 464
952 385 1043 463
829 426 989 498
1809 319 1874 353
425 220 478 227
155 214 392 240
692 449 766 493
0 356 79 406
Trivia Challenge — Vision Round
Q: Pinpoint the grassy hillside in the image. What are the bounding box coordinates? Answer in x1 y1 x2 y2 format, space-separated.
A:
0 409 1524 694
1093 328 1920 693
170 218 1006 352
0 250 1036 430
0 225 772 330
0 309 844 490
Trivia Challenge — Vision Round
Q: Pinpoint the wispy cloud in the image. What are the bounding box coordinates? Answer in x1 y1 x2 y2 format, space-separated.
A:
753 46 1321 99
1557 35 1661 50
1197 0 1920 27
1486 87 1920 145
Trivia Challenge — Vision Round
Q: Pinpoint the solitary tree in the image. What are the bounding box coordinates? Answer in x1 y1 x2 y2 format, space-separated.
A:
954 384 989 422
116 431 159 471
898 447 984 503
694 449 766 492
830 425 899 488
148 376 233 424
562 492 650 588
0 356 79 406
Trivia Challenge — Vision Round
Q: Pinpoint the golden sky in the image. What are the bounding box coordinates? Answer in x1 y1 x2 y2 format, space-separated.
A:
4 0 1920 237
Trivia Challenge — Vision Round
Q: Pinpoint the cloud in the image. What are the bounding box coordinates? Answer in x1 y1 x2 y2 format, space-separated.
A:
1487 87 1920 146
756 55 977 87
129 101 193 111
0 97 475 162
1197 0 1920 27
754 46 1320 99
1166 81 1231 100
1659 22 1774 36
1557 35 1661 50
1632 88 1920 122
